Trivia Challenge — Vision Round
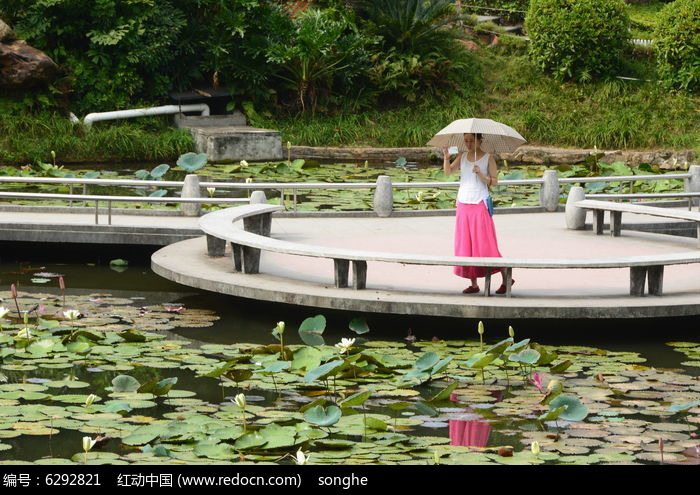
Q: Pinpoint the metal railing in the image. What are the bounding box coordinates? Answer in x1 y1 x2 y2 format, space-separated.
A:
0 191 247 225
0 167 697 213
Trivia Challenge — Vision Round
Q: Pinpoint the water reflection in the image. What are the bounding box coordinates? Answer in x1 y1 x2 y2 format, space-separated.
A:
449 419 492 448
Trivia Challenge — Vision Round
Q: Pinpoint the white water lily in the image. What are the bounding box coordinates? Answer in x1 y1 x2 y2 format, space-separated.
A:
335 338 356 355
234 393 246 410
206 187 216 197
275 321 285 335
0 307 9 319
63 310 80 320
16 328 31 340
84 394 98 407
294 449 309 465
531 441 540 456
83 436 96 452
240 160 249 168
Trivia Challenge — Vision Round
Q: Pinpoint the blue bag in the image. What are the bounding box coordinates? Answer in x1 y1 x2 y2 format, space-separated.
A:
485 196 494 216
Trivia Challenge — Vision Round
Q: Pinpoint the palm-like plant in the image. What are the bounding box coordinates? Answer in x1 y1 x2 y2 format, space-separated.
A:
357 0 465 55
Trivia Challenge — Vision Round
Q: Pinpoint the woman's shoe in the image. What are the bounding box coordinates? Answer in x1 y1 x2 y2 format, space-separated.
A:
495 279 515 295
462 286 480 294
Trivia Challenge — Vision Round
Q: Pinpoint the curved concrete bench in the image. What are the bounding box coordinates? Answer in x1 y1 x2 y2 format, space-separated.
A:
574 199 700 247
200 205 700 297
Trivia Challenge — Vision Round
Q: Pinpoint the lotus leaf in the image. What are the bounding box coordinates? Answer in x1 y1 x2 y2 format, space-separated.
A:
304 405 342 427
177 152 208 172
509 349 541 365
340 390 372 408
303 360 345 383
349 318 370 335
298 315 326 346
549 395 589 422
112 375 140 393
122 424 169 446
234 431 268 450
415 352 440 371
292 347 322 371
465 352 497 369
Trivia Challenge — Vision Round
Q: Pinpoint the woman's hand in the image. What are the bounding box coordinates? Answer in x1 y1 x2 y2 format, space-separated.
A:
442 147 450 160
472 165 481 175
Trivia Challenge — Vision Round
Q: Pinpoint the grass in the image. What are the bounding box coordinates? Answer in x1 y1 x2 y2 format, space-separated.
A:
0 44 698 165
0 110 193 165
627 1 666 39
257 50 700 155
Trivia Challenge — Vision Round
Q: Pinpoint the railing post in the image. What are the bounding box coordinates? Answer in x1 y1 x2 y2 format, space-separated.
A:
181 174 202 217
565 186 586 230
539 170 559 212
373 175 393 217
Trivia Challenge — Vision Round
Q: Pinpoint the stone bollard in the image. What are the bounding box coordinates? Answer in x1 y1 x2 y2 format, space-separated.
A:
249 190 268 205
688 165 700 192
181 174 202 216
688 165 700 209
373 175 393 217
565 186 586 230
539 170 560 212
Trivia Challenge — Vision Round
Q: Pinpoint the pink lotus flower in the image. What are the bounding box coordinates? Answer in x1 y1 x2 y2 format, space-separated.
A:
529 372 546 393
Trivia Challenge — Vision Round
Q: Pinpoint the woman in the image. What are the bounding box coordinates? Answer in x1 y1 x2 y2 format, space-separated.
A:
443 133 511 294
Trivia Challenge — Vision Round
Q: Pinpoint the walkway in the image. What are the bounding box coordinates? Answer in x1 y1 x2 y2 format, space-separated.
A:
152 209 700 320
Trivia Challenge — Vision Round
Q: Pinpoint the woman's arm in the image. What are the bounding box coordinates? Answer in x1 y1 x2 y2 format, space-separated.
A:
473 155 499 186
442 148 461 175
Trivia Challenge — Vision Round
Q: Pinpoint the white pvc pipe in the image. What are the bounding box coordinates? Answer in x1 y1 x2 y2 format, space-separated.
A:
83 104 210 129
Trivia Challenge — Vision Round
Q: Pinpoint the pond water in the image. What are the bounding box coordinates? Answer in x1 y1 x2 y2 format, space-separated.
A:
0 245 698 465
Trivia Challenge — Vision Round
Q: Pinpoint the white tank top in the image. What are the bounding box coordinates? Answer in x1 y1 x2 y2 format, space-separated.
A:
457 152 490 205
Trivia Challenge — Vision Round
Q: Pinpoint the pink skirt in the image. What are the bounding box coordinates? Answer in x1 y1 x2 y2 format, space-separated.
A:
454 200 502 279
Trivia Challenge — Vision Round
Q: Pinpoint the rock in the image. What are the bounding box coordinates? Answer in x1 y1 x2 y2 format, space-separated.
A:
460 40 481 51
0 39 59 90
0 18 15 42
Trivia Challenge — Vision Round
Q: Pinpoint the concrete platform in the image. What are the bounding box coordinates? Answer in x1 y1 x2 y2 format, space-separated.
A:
151 210 700 319
0 210 202 245
191 126 283 162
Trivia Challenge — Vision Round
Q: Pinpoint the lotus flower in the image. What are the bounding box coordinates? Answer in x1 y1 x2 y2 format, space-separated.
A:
335 338 356 355
529 372 546 393
275 321 285 335
84 394 98 407
531 441 540 456
63 310 80 320
294 449 309 465
234 393 246 410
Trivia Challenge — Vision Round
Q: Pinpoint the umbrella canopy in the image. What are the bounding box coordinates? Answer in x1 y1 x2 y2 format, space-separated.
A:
427 118 526 154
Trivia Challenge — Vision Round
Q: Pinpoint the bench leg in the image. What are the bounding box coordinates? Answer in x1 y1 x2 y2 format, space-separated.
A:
484 268 491 297
630 266 647 296
593 210 604 235
647 265 664 296
241 246 261 274
697 223 700 248
231 243 242 272
334 259 349 288
352 260 367 290
206 235 226 257
610 211 622 237
505 267 513 298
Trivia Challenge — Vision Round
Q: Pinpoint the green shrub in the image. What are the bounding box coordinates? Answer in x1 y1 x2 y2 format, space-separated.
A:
654 0 700 92
526 0 629 82
356 0 479 103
